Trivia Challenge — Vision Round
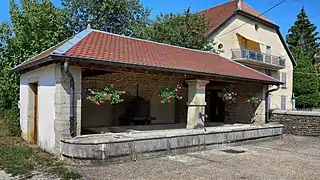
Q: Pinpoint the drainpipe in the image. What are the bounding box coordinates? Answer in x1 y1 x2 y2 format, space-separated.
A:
265 85 280 123
63 59 76 137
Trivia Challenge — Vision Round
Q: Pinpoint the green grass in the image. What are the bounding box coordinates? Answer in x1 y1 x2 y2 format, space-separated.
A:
0 118 9 137
0 141 35 176
0 118 82 179
49 166 82 180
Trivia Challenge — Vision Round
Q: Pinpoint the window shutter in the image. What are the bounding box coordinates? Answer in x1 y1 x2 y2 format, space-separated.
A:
281 96 286 110
281 72 287 88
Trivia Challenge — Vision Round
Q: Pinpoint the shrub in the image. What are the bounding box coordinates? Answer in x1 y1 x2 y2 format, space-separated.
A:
4 107 20 137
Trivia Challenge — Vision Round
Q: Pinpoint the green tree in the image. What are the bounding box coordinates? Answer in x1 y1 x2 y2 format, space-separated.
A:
143 8 213 51
10 0 71 56
286 7 320 108
62 0 151 36
0 22 12 53
292 48 320 108
0 0 71 135
286 7 319 64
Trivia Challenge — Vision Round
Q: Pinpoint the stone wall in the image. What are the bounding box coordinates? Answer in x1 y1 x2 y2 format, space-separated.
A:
208 82 266 124
60 124 283 165
227 83 266 124
82 72 188 127
82 73 267 127
270 110 320 136
54 65 82 153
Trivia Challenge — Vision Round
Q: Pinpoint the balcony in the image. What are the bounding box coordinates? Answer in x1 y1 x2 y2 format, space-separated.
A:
231 49 285 69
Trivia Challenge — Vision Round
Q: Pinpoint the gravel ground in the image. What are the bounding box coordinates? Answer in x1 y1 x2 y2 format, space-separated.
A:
0 170 61 180
77 135 320 180
1 135 319 180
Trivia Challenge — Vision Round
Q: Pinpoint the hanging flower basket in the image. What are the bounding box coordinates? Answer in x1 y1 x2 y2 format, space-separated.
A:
218 87 237 103
86 84 125 105
247 96 260 105
157 84 183 104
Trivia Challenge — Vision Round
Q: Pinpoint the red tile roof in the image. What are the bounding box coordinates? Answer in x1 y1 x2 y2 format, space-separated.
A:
199 0 275 34
12 28 280 84
63 30 278 84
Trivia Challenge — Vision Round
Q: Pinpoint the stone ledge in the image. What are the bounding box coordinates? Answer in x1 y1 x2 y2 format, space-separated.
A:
60 124 283 164
272 110 320 117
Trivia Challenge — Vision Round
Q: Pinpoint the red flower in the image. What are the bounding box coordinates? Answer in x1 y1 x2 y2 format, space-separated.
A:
154 88 158 94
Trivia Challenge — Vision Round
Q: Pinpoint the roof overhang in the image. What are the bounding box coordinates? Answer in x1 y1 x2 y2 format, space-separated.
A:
11 54 281 85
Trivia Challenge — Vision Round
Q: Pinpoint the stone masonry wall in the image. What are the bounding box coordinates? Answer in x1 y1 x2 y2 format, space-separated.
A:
82 71 188 126
54 65 82 153
224 83 265 124
270 110 320 136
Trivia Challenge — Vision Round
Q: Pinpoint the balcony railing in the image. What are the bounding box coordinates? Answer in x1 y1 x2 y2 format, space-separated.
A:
231 49 285 68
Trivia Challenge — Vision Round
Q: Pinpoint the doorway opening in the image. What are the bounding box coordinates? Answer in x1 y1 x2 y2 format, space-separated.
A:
30 82 38 144
206 90 225 123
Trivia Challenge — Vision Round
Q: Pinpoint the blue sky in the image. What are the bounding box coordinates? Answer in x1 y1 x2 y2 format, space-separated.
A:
1 0 319 36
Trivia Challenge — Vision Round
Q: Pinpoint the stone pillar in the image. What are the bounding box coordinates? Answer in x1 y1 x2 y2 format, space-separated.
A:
54 65 82 153
253 85 267 124
185 80 209 129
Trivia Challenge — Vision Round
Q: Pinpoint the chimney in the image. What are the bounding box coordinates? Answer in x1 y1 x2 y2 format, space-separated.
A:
87 19 92 29
232 0 243 10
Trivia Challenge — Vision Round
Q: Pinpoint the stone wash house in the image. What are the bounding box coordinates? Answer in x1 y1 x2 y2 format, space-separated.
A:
12 17 284 154
200 0 297 111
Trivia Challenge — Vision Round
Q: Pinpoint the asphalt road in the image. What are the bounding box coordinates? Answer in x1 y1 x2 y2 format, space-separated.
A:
78 135 320 180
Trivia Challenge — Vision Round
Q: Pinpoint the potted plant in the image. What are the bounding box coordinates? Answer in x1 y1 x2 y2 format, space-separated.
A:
218 87 237 103
247 96 260 107
86 84 126 105
156 84 183 104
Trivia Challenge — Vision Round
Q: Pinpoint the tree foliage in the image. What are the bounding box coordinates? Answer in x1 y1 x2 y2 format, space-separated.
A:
0 0 213 135
292 48 320 108
286 7 319 63
10 0 71 56
62 0 151 36
0 0 71 135
143 8 213 51
286 8 320 108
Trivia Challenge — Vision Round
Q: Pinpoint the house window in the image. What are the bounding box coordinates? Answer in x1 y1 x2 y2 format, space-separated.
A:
281 96 286 110
218 43 224 49
265 46 271 63
281 72 287 89
266 70 272 76
266 46 271 55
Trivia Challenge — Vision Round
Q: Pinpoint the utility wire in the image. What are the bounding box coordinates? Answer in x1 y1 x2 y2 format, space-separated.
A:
215 0 287 39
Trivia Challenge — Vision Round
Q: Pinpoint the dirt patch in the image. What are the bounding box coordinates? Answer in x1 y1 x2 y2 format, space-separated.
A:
220 148 246 154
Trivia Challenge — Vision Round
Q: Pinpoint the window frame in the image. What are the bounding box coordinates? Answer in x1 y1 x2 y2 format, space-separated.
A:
281 96 286 110
281 72 287 89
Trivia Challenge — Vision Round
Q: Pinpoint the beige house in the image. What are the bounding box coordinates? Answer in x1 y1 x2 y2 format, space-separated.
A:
200 0 297 111
12 27 281 154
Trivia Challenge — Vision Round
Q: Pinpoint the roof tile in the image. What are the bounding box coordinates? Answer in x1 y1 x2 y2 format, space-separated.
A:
199 0 275 34
65 30 278 84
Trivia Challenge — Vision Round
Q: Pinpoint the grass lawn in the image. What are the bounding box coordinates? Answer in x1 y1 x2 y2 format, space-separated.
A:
0 118 82 179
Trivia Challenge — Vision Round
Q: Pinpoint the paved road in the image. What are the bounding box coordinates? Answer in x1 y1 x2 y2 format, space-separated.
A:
78 135 320 180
